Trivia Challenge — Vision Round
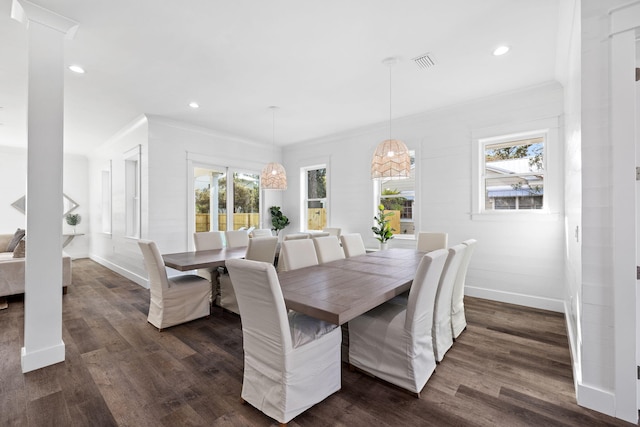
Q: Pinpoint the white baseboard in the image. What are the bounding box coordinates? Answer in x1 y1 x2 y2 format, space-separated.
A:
89 254 149 289
465 286 564 312
21 342 65 373
576 382 615 418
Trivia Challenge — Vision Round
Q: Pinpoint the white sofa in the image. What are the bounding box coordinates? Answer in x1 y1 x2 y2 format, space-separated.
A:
0 233 71 298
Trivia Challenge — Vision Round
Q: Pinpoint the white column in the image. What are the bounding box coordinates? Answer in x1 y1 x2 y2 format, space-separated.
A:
11 0 78 373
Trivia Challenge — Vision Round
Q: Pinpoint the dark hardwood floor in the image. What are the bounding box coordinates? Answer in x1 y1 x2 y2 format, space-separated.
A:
0 259 634 426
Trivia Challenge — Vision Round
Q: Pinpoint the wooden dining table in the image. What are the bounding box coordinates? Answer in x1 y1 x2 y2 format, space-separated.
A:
162 247 248 271
278 248 427 325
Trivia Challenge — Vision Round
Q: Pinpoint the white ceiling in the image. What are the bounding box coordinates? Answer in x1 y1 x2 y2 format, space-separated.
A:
0 0 561 155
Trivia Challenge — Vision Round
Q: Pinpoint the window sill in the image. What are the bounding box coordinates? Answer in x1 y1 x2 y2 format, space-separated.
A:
378 234 416 241
471 211 561 222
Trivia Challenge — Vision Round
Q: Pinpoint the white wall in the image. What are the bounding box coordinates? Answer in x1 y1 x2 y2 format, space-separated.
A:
283 82 565 311
89 115 149 285
558 0 582 382
88 115 283 286
0 145 89 257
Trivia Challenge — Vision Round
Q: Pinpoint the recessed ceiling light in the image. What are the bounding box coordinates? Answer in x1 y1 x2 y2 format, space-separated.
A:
492 46 510 56
68 65 85 74
188 102 199 109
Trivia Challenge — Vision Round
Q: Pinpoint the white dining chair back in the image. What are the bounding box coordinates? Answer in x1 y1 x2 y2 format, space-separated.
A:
417 232 448 252
138 240 211 330
348 249 448 396
192 231 224 282
432 243 466 362
313 236 345 264
220 236 278 315
280 239 319 271
310 231 331 238
340 233 367 258
193 231 224 251
276 233 310 272
250 228 273 238
283 233 310 241
451 239 477 339
323 227 341 237
226 259 341 425
246 236 278 263
225 230 249 248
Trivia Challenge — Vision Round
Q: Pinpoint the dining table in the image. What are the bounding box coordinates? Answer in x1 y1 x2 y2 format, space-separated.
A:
162 246 248 271
278 248 427 325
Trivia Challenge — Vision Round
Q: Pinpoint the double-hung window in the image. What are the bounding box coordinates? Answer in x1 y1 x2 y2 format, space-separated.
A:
302 165 327 231
374 150 415 236
472 117 559 218
481 134 545 211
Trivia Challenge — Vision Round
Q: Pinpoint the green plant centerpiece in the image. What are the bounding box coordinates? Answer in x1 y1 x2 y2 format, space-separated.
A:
372 204 395 245
65 213 81 233
269 206 290 235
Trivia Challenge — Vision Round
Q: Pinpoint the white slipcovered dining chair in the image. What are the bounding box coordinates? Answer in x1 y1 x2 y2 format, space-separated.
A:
138 240 212 331
193 231 224 282
323 227 341 238
219 236 278 315
348 249 448 396
226 259 342 425
278 239 319 272
340 233 366 258
249 228 272 238
313 236 345 264
416 232 448 252
432 243 467 362
225 230 249 248
451 239 477 339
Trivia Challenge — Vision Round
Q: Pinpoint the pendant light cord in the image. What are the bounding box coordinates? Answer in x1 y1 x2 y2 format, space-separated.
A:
389 64 392 141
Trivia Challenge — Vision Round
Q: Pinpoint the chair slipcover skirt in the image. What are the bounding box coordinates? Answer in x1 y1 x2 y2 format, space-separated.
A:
148 275 212 329
349 249 448 394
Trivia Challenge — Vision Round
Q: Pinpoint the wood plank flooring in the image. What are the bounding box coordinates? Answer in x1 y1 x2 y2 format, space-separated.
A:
0 258 634 426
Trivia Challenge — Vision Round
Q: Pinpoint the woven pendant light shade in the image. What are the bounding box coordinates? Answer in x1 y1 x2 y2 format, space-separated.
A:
371 139 411 179
261 162 287 190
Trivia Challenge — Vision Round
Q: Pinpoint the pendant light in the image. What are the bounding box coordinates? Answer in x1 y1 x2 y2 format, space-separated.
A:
371 57 411 180
261 106 287 190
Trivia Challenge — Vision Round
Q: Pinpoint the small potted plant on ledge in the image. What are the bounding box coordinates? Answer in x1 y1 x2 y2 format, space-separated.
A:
269 206 290 236
372 204 395 250
65 213 81 234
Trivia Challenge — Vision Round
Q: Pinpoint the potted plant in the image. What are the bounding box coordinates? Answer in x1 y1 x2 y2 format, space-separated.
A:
269 206 290 236
65 213 81 234
372 204 395 249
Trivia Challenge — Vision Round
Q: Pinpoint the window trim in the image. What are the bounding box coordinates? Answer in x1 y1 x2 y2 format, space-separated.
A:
124 146 141 239
471 117 560 220
301 163 328 232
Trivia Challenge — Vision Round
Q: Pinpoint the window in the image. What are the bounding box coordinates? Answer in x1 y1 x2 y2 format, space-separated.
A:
375 150 415 236
193 165 260 233
482 135 545 211
302 165 327 231
124 147 141 238
233 171 260 230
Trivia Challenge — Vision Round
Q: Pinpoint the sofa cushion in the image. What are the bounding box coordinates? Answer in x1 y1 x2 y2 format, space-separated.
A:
6 228 25 252
13 239 25 258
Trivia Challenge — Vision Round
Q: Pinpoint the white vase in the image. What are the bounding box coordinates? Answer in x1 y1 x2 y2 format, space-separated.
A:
380 242 388 250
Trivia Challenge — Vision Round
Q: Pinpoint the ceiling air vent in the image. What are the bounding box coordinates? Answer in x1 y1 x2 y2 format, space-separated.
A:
412 53 436 70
